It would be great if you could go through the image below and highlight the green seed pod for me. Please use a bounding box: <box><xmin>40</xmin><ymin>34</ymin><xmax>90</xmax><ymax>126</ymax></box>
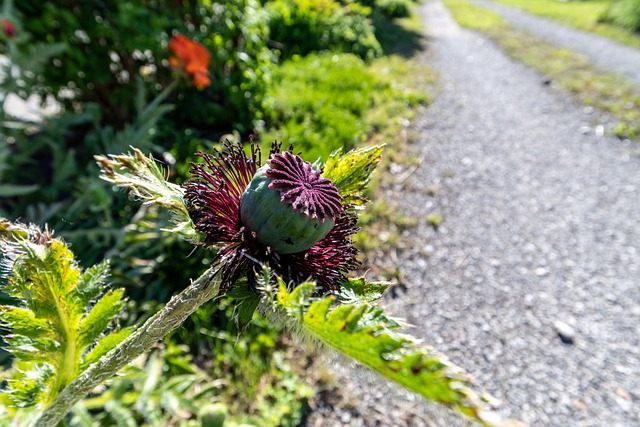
<box><xmin>198</xmin><ymin>403</ymin><xmax>227</xmax><ymax>427</ymax></box>
<box><xmin>240</xmin><ymin>153</ymin><xmax>343</xmax><ymax>254</ymax></box>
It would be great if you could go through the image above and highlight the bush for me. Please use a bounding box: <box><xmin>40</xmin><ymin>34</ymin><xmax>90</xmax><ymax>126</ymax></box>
<box><xmin>8</xmin><ymin>0</ymin><xmax>273</xmax><ymax>133</ymax></box>
<box><xmin>265</xmin><ymin>0</ymin><xmax>382</xmax><ymax>60</ymax></box>
<box><xmin>262</xmin><ymin>53</ymin><xmax>385</xmax><ymax>161</ymax></box>
<box><xmin>375</xmin><ymin>0</ymin><xmax>412</xmax><ymax>19</ymax></box>
<box><xmin>350</xmin><ymin>0</ymin><xmax>412</xmax><ymax>19</ymax></box>
<box><xmin>599</xmin><ymin>0</ymin><xmax>640</xmax><ymax>32</ymax></box>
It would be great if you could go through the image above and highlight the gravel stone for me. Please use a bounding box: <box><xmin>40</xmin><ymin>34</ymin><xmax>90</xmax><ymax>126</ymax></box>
<box><xmin>554</xmin><ymin>320</ymin><xmax>576</xmax><ymax>345</ymax></box>
<box><xmin>303</xmin><ymin>1</ymin><xmax>640</xmax><ymax>426</ymax></box>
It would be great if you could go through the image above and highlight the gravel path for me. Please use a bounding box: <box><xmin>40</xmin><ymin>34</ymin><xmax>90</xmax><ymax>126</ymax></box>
<box><xmin>305</xmin><ymin>1</ymin><xmax>640</xmax><ymax>426</ymax></box>
<box><xmin>473</xmin><ymin>0</ymin><xmax>640</xmax><ymax>87</ymax></box>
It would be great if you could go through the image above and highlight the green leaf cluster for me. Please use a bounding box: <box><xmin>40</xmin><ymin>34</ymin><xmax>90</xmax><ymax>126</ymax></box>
<box><xmin>323</xmin><ymin>144</ymin><xmax>385</xmax><ymax>207</ymax></box>
<box><xmin>272</xmin><ymin>280</ymin><xmax>517</xmax><ymax>427</ymax></box>
<box><xmin>0</xmin><ymin>220</ymin><xmax>131</xmax><ymax>413</ymax></box>
<box><xmin>265</xmin><ymin>0</ymin><xmax>382</xmax><ymax>61</ymax></box>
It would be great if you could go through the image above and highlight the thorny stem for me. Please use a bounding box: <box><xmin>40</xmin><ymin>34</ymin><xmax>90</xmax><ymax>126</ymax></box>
<box><xmin>30</xmin><ymin>267</ymin><xmax>220</xmax><ymax>427</ymax></box>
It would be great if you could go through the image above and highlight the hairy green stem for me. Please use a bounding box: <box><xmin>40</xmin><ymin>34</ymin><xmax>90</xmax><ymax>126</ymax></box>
<box><xmin>30</xmin><ymin>267</ymin><xmax>220</xmax><ymax>427</ymax></box>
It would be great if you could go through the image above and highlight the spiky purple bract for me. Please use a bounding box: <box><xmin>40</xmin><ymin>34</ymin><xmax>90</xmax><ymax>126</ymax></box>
<box><xmin>183</xmin><ymin>141</ymin><xmax>359</xmax><ymax>292</ymax></box>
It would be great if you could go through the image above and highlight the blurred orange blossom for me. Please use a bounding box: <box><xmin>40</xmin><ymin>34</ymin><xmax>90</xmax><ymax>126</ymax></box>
<box><xmin>169</xmin><ymin>34</ymin><xmax>211</xmax><ymax>89</ymax></box>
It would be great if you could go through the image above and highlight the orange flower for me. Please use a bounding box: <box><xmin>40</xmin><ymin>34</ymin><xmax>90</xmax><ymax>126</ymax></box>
<box><xmin>169</xmin><ymin>34</ymin><xmax>211</xmax><ymax>89</ymax></box>
<box><xmin>2</xmin><ymin>19</ymin><xmax>15</xmax><ymax>38</ymax></box>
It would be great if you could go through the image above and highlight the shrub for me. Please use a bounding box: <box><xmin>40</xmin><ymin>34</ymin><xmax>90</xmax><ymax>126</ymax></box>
<box><xmin>375</xmin><ymin>0</ymin><xmax>412</xmax><ymax>19</ymax></box>
<box><xmin>350</xmin><ymin>0</ymin><xmax>412</xmax><ymax>19</ymax></box>
<box><xmin>599</xmin><ymin>0</ymin><xmax>640</xmax><ymax>32</ymax></box>
<box><xmin>8</xmin><ymin>0</ymin><xmax>273</xmax><ymax>133</ymax></box>
<box><xmin>265</xmin><ymin>0</ymin><xmax>382</xmax><ymax>60</ymax></box>
<box><xmin>262</xmin><ymin>53</ymin><xmax>381</xmax><ymax>161</ymax></box>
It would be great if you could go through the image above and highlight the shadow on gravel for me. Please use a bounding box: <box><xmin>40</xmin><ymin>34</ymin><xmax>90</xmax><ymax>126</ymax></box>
<box><xmin>374</xmin><ymin>15</ymin><xmax>427</xmax><ymax>57</ymax></box>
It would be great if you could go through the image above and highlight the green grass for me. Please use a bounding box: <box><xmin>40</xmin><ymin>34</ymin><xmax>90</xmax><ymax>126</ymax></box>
<box><xmin>444</xmin><ymin>0</ymin><xmax>640</xmax><ymax>139</ymax></box>
<box><xmin>494</xmin><ymin>0</ymin><xmax>640</xmax><ymax>49</ymax></box>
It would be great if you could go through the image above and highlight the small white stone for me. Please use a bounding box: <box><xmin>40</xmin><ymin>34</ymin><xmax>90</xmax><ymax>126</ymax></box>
<box><xmin>554</xmin><ymin>320</ymin><xmax>575</xmax><ymax>344</ymax></box>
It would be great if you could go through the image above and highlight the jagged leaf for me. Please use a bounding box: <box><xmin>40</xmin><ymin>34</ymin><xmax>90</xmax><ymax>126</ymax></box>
<box><xmin>274</xmin><ymin>281</ymin><xmax>517</xmax><ymax>427</ymax></box>
<box><xmin>0</xmin><ymin>221</ymin><xmax>129</xmax><ymax>408</ymax></box>
<box><xmin>338</xmin><ymin>276</ymin><xmax>391</xmax><ymax>303</ymax></box>
<box><xmin>74</xmin><ymin>260</ymin><xmax>111</xmax><ymax>306</ymax></box>
<box><xmin>323</xmin><ymin>145</ymin><xmax>385</xmax><ymax>206</ymax></box>
<box><xmin>0</xmin><ymin>305</ymin><xmax>55</xmax><ymax>338</ymax></box>
<box><xmin>95</xmin><ymin>149</ymin><xmax>200</xmax><ymax>243</ymax></box>
<box><xmin>81</xmin><ymin>327</ymin><xmax>134</xmax><ymax>370</ymax></box>
<box><xmin>78</xmin><ymin>288</ymin><xmax>125</xmax><ymax>348</ymax></box>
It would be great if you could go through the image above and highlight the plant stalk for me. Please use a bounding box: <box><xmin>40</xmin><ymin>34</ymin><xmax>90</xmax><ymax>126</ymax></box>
<box><xmin>30</xmin><ymin>266</ymin><xmax>221</xmax><ymax>427</ymax></box>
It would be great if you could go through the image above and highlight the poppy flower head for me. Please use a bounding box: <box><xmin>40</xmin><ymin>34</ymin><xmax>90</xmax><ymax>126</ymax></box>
<box><xmin>183</xmin><ymin>141</ymin><xmax>359</xmax><ymax>293</ymax></box>
<box><xmin>169</xmin><ymin>34</ymin><xmax>211</xmax><ymax>89</ymax></box>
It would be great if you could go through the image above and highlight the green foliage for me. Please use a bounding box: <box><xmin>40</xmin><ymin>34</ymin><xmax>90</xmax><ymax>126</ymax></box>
<box><xmin>374</xmin><ymin>0</ymin><xmax>412</xmax><ymax>19</ymax></box>
<box><xmin>170</xmin><ymin>299</ymin><xmax>313</xmax><ymax>427</ymax></box>
<box><xmin>178</xmin><ymin>0</ymin><xmax>274</xmax><ymax>133</ymax></box>
<box><xmin>323</xmin><ymin>144</ymin><xmax>385</xmax><ymax>207</ymax></box>
<box><xmin>70</xmin><ymin>345</ymin><xmax>228</xmax><ymax>427</ymax></box>
<box><xmin>265</xmin><ymin>0</ymin><xmax>382</xmax><ymax>60</ymax></box>
<box><xmin>262</xmin><ymin>53</ymin><xmax>389</xmax><ymax>161</ymax></box>
<box><xmin>8</xmin><ymin>0</ymin><xmax>273</xmax><ymax>132</ymax></box>
<box><xmin>0</xmin><ymin>220</ymin><xmax>130</xmax><ymax>412</ymax></box>
<box><xmin>272</xmin><ymin>280</ymin><xmax>513</xmax><ymax>427</ymax></box>
<box><xmin>600</xmin><ymin>0</ymin><xmax>640</xmax><ymax>32</ymax></box>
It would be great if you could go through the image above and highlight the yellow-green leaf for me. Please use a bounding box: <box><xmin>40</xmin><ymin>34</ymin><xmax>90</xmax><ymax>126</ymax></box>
<box><xmin>323</xmin><ymin>144</ymin><xmax>385</xmax><ymax>206</ymax></box>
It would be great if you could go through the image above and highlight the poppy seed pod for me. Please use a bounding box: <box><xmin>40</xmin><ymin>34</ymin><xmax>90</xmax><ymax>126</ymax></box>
<box><xmin>240</xmin><ymin>154</ymin><xmax>342</xmax><ymax>253</ymax></box>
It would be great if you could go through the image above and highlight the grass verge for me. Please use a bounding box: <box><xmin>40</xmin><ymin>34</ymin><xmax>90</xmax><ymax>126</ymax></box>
<box><xmin>444</xmin><ymin>0</ymin><xmax>640</xmax><ymax>139</ymax></box>
<box><xmin>493</xmin><ymin>0</ymin><xmax>640</xmax><ymax>49</ymax></box>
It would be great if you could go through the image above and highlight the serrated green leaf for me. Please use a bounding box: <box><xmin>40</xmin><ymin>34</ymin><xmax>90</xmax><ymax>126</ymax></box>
<box><xmin>275</xmin><ymin>282</ymin><xmax>517</xmax><ymax>427</ymax></box>
<box><xmin>0</xmin><ymin>221</ymin><xmax>129</xmax><ymax>409</ymax></box>
<box><xmin>228</xmin><ymin>285</ymin><xmax>260</xmax><ymax>331</ymax></box>
<box><xmin>338</xmin><ymin>277</ymin><xmax>390</xmax><ymax>303</ymax></box>
<box><xmin>73</xmin><ymin>260</ymin><xmax>110</xmax><ymax>306</ymax></box>
<box><xmin>323</xmin><ymin>144</ymin><xmax>385</xmax><ymax>206</ymax></box>
<box><xmin>4</xmin><ymin>335</ymin><xmax>60</xmax><ymax>362</ymax></box>
<box><xmin>105</xmin><ymin>400</ymin><xmax>137</xmax><ymax>427</ymax></box>
<box><xmin>78</xmin><ymin>288</ymin><xmax>125</xmax><ymax>347</ymax></box>
<box><xmin>81</xmin><ymin>327</ymin><xmax>134</xmax><ymax>370</ymax></box>
<box><xmin>0</xmin><ymin>305</ymin><xmax>54</xmax><ymax>338</ymax></box>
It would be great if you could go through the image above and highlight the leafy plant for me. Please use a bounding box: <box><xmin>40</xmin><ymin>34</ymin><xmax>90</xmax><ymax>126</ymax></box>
<box><xmin>0</xmin><ymin>144</ymin><xmax>521</xmax><ymax>427</ymax></box>
<box><xmin>262</xmin><ymin>53</ymin><xmax>398</xmax><ymax>161</ymax></box>
<box><xmin>600</xmin><ymin>0</ymin><xmax>640</xmax><ymax>32</ymax></box>
<box><xmin>265</xmin><ymin>0</ymin><xmax>382</xmax><ymax>60</ymax></box>
<box><xmin>269</xmin><ymin>280</ymin><xmax>500</xmax><ymax>423</ymax></box>
<box><xmin>0</xmin><ymin>220</ymin><xmax>131</xmax><ymax>423</ymax></box>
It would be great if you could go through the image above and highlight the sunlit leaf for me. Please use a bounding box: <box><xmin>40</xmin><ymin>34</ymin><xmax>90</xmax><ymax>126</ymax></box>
<box><xmin>274</xmin><ymin>281</ymin><xmax>519</xmax><ymax>427</ymax></box>
<box><xmin>78</xmin><ymin>288</ymin><xmax>125</xmax><ymax>348</ymax></box>
<box><xmin>82</xmin><ymin>328</ymin><xmax>134</xmax><ymax>370</ymax></box>
<box><xmin>0</xmin><ymin>221</ymin><xmax>129</xmax><ymax>408</ymax></box>
<box><xmin>323</xmin><ymin>144</ymin><xmax>385</xmax><ymax>206</ymax></box>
